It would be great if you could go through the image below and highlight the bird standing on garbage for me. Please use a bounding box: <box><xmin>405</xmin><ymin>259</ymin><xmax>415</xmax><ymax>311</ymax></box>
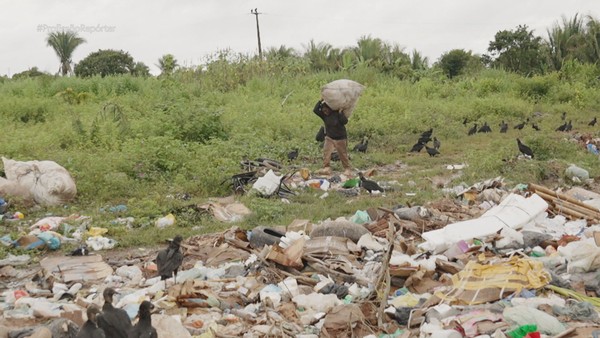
<box><xmin>517</xmin><ymin>139</ymin><xmax>534</xmax><ymax>159</ymax></box>
<box><xmin>358</xmin><ymin>172</ymin><xmax>384</xmax><ymax>193</ymax></box>
<box><xmin>156</xmin><ymin>235</ymin><xmax>184</xmax><ymax>283</ymax></box>
<box><xmin>98</xmin><ymin>288</ymin><xmax>132</xmax><ymax>338</ymax></box>
<box><xmin>76</xmin><ymin>305</ymin><xmax>105</xmax><ymax>338</ymax></box>
<box><xmin>128</xmin><ymin>301</ymin><xmax>157</xmax><ymax>338</ymax></box>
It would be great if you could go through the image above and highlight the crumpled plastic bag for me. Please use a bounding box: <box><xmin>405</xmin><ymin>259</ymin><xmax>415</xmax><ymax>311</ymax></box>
<box><xmin>503</xmin><ymin>305</ymin><xmax>565</xmax><ymax>335</ymax></box>
<box><xmin>86</xmin><ymin>236</ymin><xmax>117</xmax><ymax>251</ymax></box>
<box><xmin>558</xmin><ymin>237</ymin><xmax>600</xmax><ymax>273</ymax></box>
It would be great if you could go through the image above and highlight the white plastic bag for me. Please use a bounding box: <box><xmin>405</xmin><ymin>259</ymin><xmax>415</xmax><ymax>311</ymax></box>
<box><xmin>321</xmin><ymin>79</ymin><xmax>365</xmax><ymax>118</ymax></box>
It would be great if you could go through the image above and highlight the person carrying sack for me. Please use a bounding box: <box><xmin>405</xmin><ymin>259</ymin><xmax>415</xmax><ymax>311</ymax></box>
<box><xmin>313</xmin><ymin>100</ymin><xmax>352</xmax><ymax>176</ymax></box>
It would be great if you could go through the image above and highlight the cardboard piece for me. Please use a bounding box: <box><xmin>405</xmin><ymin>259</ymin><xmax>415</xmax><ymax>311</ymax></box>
<box><xmin>40</xmin><ymin>255</ymin><xmax>113</xmax><ymax>282</ymax></box>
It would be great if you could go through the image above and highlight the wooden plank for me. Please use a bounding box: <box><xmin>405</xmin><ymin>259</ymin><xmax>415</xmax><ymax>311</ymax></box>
<box><xmin>40</xmin><ymin>255</ymin><xmax>113</xmax><ymax>282</ymax></box>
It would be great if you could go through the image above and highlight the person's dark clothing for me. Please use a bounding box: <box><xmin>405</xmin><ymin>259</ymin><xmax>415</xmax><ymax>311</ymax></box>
<box><xmin>313</xmin><ymin>101</ymin><xmax>348</xmax><ymax>140</ymax></box>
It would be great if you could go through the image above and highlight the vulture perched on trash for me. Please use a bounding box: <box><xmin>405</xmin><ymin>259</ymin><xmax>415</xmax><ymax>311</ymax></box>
<box><xmin>98</xmin><ymin>288</ymin><xmax>132</xmax><ymax>338</ymax></box>
<box><xmin>76</xmin><ymin>305</ymin><xmax>105</xmax><ymax>338</ymax></box>
<box><xmin>128</xmin><ymin>301</ymin><xmax>157</xmax><ymax>338</ymax></box>
<box><xmin>156</xmin><ymin>235</ymin><xmax>184</xmax><ymax>282</ymax></box>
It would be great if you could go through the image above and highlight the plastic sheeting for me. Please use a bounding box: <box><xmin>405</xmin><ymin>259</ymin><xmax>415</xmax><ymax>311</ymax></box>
<box><xmin>419</xmin><ymin>193</ymin><xmax>548</xmax><ymax>253</ymax></box>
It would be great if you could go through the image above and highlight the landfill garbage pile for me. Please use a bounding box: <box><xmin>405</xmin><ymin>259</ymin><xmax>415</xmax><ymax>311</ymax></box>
<box><xmin>2</xmin><ymin>177</ymin><xmax>600</xmax><ymax>337</ymax></box>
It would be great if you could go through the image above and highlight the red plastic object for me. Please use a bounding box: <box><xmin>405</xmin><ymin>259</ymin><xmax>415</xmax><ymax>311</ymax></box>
<box><xmin>524</xmin><ymin>333</ymin><xmax>541</xmax><ymax>338</ymax></box>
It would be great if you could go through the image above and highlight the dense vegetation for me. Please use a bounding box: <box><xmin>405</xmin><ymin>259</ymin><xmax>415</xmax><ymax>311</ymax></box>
<box><xmin>1</xmin><ymin>14</ymin><xmax>599</xmax><ymax>253</ymax></box>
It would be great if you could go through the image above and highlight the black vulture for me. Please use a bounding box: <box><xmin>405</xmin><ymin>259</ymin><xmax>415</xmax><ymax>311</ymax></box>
<box><xmin>128</xmin><ymin>301</ymin><xmax>157</xmax><ymax>338</ymax></box>
<box><xmin>418</xmin><ymin>136</ymin><xmax>431</xmax><ymax>144</ymax></box>
<box><xmin>409</xmin><ymin>142</ymin><xmax>425</xmax><ymax>153</ymax></box>
<box><xmin>315</xmin><ymin>126</ymin><xmax>325</xmax><ymax>142</ymax></box>
<box><xmin>532</xmin><ymin>123</ymin><xmax>541</xmax><ymax>131</ymax></box>
<box><xmin>514</xmin><ymin>118</ymin><xmax>529</xmax><ymax>130</ymax></box>
<box><xmin>287</xmin><ymin>149</ymin><xmax>299</xmax><ymax>161</ymax></box>
<box><xmin>478</xmin><ymin>122</ymin><xmax>492</xmax><ymax>133</ymax></box>
<box><xmin>467</xmin><ymin>124</ymin><xmax>478</xmax><ymax>136</ymax></box>
<box><xmin>589</xmin><ymin>117</ymin><xmax>597</xmax><ymax>126</ymax></box>
<box><xmin>517</xmin><ymin>139</ymin><xmax>534</xmax><ymax>159</ymax></box>
<box><xmin>499</xmin><ymin>121</ymin><xmax>508</xmax><ymax>133</ymax></box>
<box><xmin>98</xmin><ymin>288</ymin><xmax>132</xmax><ymax>338</ymax></box>
<box><xmin>433</xmin><ymin>137</ymin><xmax>441</xmax><ymax>150</ymax></box>
<box><xmin>561</xmin><ymin>111</ymin><xmax>567</xmax><ymax>120</ymax></box>
<box><xmin>556</xmin><ymin>122</ymin><xmax>567</xmax><ymax>131</ymax></box>
<box><xmin>156</xmin><ymin>235</ymin><xmax>184</xmax><ymax>282</ymax></box>
<box><xmin>353</xmin><ymin>138</ymin><xmax>368</xmax><ymax>153</ymax></box>
<box><xmin>565</xmin><ymin>120</ymin><xmax>572</xmax><ymax>132</ymax></box>
<box><xmin>462</xmin><ymin>118</ymin><xmax>468</xmax><ymax>125</ymax></box>
<box><xmin>420</xmin><ymin>128</ymin><xmax>433</xmax><ymax>139</ymax></box>
<box><xmin>358</xmin><ymin>172</ymin><xmax>384</xmax><ymax>193</ymax></box>
<box><xmin>76</xmin><ymin>305</ymin><xmax>105</xmax><ymax>338</ymax></box>
<box><xmin>425</xmin><ymin>146</ymin><xmax>440</xmax><ymax>157</ymax></box>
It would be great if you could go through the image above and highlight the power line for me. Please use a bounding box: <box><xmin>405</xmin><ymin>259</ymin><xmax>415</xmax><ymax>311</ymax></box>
<box><xmin>250</xmin><ymin>8</ymin><xmax>263</xmax><ymax>59</ymax></box>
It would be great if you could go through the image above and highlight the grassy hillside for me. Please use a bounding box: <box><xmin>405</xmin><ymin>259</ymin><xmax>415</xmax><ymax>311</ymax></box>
<box><xmin>1</xmin><ymin>62</ymin><xmax>599</xmax><ymax>252</ymax></box>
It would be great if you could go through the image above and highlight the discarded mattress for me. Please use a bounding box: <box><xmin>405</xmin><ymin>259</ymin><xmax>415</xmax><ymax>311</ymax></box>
<box><xmin>419</xmin><ymin>193</ymin><xmax>548</xmax><ymax>253</ymax></box>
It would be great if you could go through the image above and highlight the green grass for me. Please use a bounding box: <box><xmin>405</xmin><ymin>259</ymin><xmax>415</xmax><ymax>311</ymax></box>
<box><xmin>1</xmin><ymin>66</ymin><xmax>600</xmax><ymax>258</ymax></box>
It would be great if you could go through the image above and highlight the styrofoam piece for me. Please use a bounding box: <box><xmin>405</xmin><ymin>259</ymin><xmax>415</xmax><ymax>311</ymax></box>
<box><xmin>419</xmin><ymin>193</ymin><xmax>548</xmax><ymax>253</ymax></box>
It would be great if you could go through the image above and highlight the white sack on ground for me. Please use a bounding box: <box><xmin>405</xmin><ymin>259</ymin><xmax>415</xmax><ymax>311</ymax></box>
<box><xmin>321</xmin><ymin>79</ymin><xmax>365</xmax><ymax>118</ymax></box>
<box><xmin>2</xmin><ymin>157</ymin><xmax>77</xmax><ymax>206</ymax></box>
<box><xmin>419</xmin><ymin>193</ymin><xmax>548</xmax><ymax>253</ymax></box>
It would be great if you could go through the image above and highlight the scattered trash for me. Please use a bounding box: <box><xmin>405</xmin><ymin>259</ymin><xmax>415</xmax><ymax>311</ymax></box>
<box><xmin>3</xmin><ymin>178</ymin><xmax>600</xmax><ymax>336</ymax></box>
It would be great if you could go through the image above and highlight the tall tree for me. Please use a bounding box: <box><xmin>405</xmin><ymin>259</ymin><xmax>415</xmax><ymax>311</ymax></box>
<box><xmin>46</xmin><ymin>31</ymin><xmax>86</xmax><ymax>76</ymax></box>
<box><xmin>584</xmin><ymin>15</ymin><xmax>600</xmax><ymax>63</ymax></box>
<box><xmin>74</xmin><ymin>49</ymin><xmax>135</xmax><ymax>77</ymax></box>
<box><xmin>547</xmin><ymin>14</ymin><xmax>587</xmax><ymax>70</ymax></box>
<box><xmin>486</xmin><ymin>25</ymin><xmax>547</xmax><ymax>76</ymax></box>
<box><xmin>437</xmin><ymin>49</ymin><xmax>482</xmax><ymax>78</ymax></box>
<box><xmin>157</xmin><ymin>54</ymin><xmax>179</xmax><ymax>76</ymax></box>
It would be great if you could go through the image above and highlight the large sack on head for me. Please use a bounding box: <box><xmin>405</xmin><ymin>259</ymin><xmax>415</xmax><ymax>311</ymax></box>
<box><xmin>2</xmin><ymin>157</ymin><xmax>77</xmax><ymax>206</ymax></box>
<box><xmin>321</xmin><ymin>79</ymin><xmax>365</xmax><ymax>118</ymax></box>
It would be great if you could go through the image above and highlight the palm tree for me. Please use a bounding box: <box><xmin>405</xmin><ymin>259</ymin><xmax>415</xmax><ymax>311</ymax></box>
<box><xmin>46</xmin><ymin>31</ymin><xmax>86</xmax><ymax>76</ymax></box>
<box><xmin>585</xmin><ymin>15</ymin><xmax>600</xmax><ymax>63</ymax></box>
<box><xmin>157</xmin><ymin>54</ymin><xmax>179</xmax><ymax>75</ymax></box>
<box><xmin>547</xmin><ymin>14</ymin><xmax>587</xmax><ymax>70</ymax></box>
<box><xmin>303</xmin><ymin>40</ymin><xmax>333</xmax><ymax>71</ymax></box>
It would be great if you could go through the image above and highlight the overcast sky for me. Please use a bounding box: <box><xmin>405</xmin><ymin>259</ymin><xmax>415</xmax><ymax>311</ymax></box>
<box><xmin>2</xmin><ymin>0</ymin><xmax>598</xmax><ymax>76</ymax></box>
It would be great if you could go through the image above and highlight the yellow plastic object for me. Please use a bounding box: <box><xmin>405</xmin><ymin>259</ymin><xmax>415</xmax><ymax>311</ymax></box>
<box><xmin>86</xmin><ymin>227</ymin><xmax>108</xmax><ymax>237</ymax></box>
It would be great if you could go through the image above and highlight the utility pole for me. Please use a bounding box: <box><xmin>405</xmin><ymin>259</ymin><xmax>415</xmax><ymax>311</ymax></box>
<box><xmin>250</xmin><ymin>8</ymin><xmax>262</xmax><ymax>59</ymax></box>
